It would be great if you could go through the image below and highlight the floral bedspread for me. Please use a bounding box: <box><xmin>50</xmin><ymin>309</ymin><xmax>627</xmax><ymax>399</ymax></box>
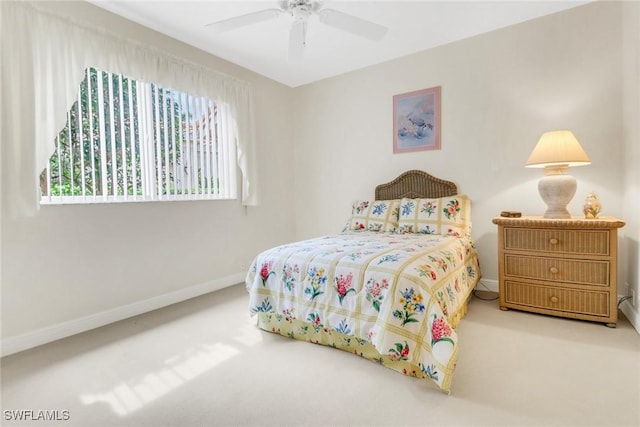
<box><xmin>246</xmin><ymin>231</ymin><xmax>481</xmax><ymax>391</ymax></box>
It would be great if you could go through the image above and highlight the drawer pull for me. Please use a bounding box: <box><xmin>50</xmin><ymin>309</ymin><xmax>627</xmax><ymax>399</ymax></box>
<box><xmin>550</xmin><ymin>296</ymin><xmax>559</xmax><ymax>304</ymax></box>
<box><xmin>549</xmin><ymin>238</ymin><xmax>559</xmax><ymax>245</ymax></box>
<box><xmin>549</xmin><ymin>267</ymin><xmax>559</xmax><ymax>274</ymax></box>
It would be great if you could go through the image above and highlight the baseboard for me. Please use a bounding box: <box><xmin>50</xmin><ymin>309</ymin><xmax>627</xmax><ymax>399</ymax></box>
<box><xmin>0</xmin><ymin>273</ymin><xmax>246</xmax><ymax>357</ymax></box>
<box><xmin>475</xmin><ymin>278</ymin><xmax>499</xmax><ymax>293</ymax></box>
<box><xmin>620</xmin><ymin>302</ymin><xmax>640</xmax><ymax>335</ymax></box>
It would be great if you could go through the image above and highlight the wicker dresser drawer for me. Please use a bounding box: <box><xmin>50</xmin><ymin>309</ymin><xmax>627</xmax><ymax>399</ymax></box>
<box><xmin>504</xmin><ymin>254</ymin><xmax>609</xmax><ymax>286</ymax></box>
<box><xmin>504</xmin><ymin>281</ymin><xmax>610</xmax><ymax>317</ymax></box>
<box><xmin>493</xmin><ymin>216</ymin><xmax>625</xmax><ymax>327</ymax></box>
<box><xmin>504</xmin><ymin>228</ymin><xmax>609</xmax><ymax>255</ymax></box>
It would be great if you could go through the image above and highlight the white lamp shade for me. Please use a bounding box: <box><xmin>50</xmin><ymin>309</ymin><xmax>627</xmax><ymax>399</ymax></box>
<box><xmin>525</xmin><ymin>130</ymin><xmax>591</xmax><ymax>168</ymax></box>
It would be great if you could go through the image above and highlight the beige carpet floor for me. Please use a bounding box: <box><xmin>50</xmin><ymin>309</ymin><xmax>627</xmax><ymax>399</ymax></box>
<box><xmin>1</xmin><ymin>284</ymin><xmax>639</xmax><ymax>427</ymax></box>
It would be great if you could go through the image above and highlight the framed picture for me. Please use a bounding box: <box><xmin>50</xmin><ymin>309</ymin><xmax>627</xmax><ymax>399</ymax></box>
<box><xmin>393</xmin><ymin>86</ymin><xmax>441</xmax><ymax>153</ymax></box>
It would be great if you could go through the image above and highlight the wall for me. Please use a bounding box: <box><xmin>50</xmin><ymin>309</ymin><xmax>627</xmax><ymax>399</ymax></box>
<box><xmin>292</xmin><ymin>1</ymin><xmax>625</xmax><ymax>290</ymax></box>
<box><xmin>621</xmin><ymin>0</ymin><xmax>640</xmax><ymax>329</ymax></box>
<box><xmin>0</xmin><ymin>2</ymin><xmax>296</xmax><ymax>354</ymax></box>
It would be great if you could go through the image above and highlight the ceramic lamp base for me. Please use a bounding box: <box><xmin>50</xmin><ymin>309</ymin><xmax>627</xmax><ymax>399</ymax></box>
<box><xmin>538</xmin><ymin>166</ymin><xmax>576</xmax><ymax>219</ymax></box>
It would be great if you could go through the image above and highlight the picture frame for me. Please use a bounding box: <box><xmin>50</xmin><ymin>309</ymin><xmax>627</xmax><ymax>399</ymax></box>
<box><xmin>393</xmin><ymin>86</ymin><xmax>441</xmax><ymax>153</ymax></box>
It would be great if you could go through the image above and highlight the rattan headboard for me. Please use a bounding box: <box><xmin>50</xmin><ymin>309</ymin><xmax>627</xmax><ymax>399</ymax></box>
<box><xmin>374</xmin><ymin>170</ymin><xmax>458</xmax><ymax>200</ymax></box>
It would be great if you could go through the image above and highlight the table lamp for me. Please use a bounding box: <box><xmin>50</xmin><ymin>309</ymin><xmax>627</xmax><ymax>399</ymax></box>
<box><xmin>525</xmin><ymin>130</ymin><xmax>591</xmax><ymax>219</ymax></box>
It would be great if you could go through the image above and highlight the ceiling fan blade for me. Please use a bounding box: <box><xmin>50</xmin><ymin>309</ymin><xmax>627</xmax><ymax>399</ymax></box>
<box><xmin>318</xmin><ymin>8</ymin><xmax>387</xmax><ymax>41</ymax></box>
<box><xmin>206</xmin><ymin>8</ymin><xmax>281</xmax><ymax>33</ymax></box>
<box><xmin>288</xmin><ymin>20</ymin><xmax>306</xmax><ymax>61</ymax></box>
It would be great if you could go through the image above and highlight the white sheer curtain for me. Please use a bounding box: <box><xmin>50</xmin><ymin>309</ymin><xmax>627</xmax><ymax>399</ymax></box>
<box><xmin>0</xmin><ymin>1</ymin><xmax>258</xmax><ymax>217</ymax></box>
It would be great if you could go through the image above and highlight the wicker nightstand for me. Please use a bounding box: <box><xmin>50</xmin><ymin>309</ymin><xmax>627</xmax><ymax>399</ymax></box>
<box><xmin>492</xmin><ymin>216</ymin><xmax>625</xmax><ymax>327</ymax></box>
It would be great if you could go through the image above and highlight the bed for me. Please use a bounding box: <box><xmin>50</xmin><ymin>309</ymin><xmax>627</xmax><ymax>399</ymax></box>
<box><xmin>245</xmin><ymin>170</ymin><xmax>481</xmax><ymax>393</ymax></box>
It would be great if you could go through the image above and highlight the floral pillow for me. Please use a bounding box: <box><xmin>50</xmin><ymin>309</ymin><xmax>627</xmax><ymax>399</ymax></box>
<box><xmin>396</xmin><ymin>195</ymin><xmax>471</xmax><ymax>236</ymax></box>
<box><xmin>343</xmin><ymin>199</ymin><xmax>400</xmax><ymax>232</ymax></box>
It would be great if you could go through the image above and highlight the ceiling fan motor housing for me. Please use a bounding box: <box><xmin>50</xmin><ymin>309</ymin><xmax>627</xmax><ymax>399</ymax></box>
<box><xmin>288</xmin><ymin>0</ymin><xmax>314</xmax><ymax>22</ymax></box>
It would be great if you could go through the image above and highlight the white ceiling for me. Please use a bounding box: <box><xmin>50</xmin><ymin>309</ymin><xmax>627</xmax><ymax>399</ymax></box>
<box><xmin>89</xmin><ymin>0</ymin><xmax>590</xmax><ymax>87</ymax></box>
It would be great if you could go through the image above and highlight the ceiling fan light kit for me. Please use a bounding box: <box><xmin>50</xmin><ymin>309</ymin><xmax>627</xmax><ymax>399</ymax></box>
<box><xmin>206</xmin><ymin>0</ymin><xmax>388</xmax><ymax>60</ymax></box>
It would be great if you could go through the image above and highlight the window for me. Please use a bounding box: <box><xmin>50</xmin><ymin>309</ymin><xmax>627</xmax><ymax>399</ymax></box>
<box><xmin>40</xmin><ymin>67</ymin><xmax>237</xmax><ymax>204</ymax></box>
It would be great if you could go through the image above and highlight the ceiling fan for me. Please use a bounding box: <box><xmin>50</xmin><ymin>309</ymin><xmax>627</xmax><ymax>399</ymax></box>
<box><xmin>206</xmin><ymin>0</ymin><xmax>388</xmax><ymax>60</ymax></box>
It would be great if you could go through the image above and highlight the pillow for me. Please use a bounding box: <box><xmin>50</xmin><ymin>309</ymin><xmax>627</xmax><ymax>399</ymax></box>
<box><xmin>396</xmin><ymin>195</ymin><xmax>471</xmax><ymax>236</ymax></box>
<box><xmin>343</xmin><ymin>199</ymin><xmax>400</xmax><ymax>232</ymax></box>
